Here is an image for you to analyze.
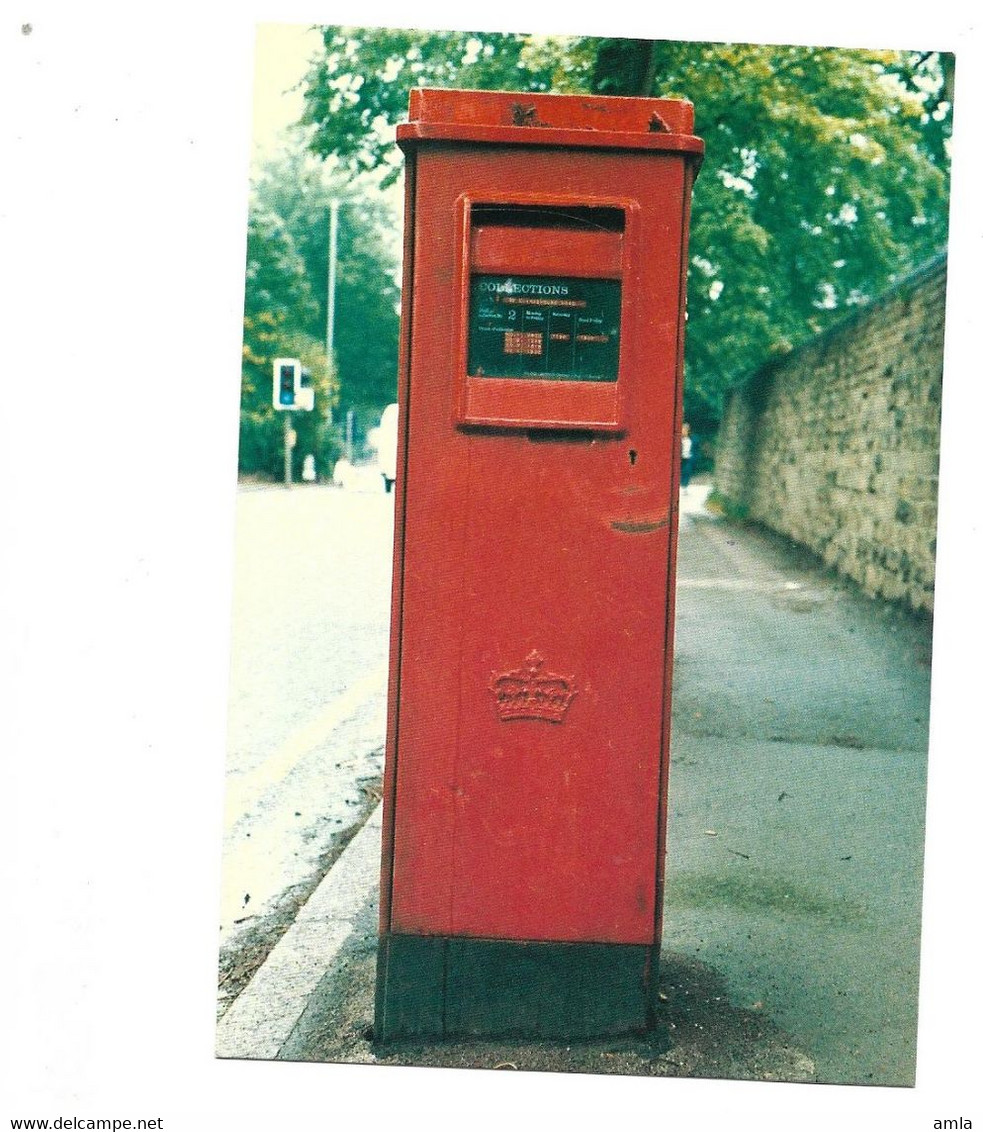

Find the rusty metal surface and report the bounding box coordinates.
[397,87,704,160]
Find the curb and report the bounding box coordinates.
[215,803,382,1060]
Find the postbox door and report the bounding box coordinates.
[387,143,688,947]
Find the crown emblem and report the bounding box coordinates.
[489,650,577,723]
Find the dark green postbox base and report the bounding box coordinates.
[374,933,659,1043]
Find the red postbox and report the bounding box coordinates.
[376,88,703,1040]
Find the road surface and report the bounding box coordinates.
[218,475,394,1012]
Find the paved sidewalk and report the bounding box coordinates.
[216,806,383,1060]
[216,486,932,1085]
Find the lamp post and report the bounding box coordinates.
[325,198,339,425]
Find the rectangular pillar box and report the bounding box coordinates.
[376,88,703,1041]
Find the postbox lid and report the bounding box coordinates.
[397,88,704,160]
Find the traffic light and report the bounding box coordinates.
[273,358,300,410]
[274,358,314,410]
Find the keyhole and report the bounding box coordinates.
[628,449,637,466]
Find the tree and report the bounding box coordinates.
[301,29,558,185]
[239,144,402,477]
[591,39,951,427]
[300,29,951,432]
[240,198,327,477]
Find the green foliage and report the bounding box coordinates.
[299,29,951,434]
[603,40,952,427]
[302,29,558,183]
[239,144,401,477]
[240,201,321,477]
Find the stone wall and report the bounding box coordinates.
[713,256,946,613]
